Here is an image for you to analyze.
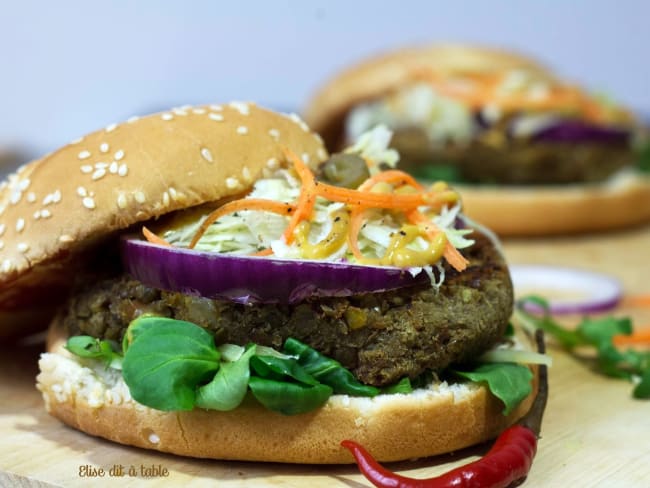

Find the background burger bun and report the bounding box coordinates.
[0,103,327,340]
[39,317,538,463]
[303,43,555,148]
[302,44,650,236]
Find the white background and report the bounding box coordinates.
[1,0,648,157]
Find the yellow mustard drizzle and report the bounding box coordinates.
[295,209,350,259]
[355,224,447,267]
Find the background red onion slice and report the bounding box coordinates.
[530,119,630,144]
[121,237,430,305]
[510,264,622,315]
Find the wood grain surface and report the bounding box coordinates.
[1,224,650,487]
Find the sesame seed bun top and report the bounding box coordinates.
[0,103,327,338]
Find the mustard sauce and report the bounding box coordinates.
[295,209,350,259]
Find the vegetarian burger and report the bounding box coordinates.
[0,103,540,463]
[304,44,650,235]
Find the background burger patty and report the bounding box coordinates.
[64,232,512,386]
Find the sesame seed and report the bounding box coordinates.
[109,162,118,174]
[0,224,4,236]
[134,191,146,204]
[10,191,21,205]
[78,150,91,160]
[17,243,29,253]
[208,113,224,122]
[94,162,108,169]
[105,123,118,132]
[169,187,178,200]
[229,101,250,115]
[82,197,95,209]
[59,235,74,243]
[268,129,280,140]
[114,150,125,161]
[201,147,213,163]
[127,115,140,123]
[117,193,127,209]
[225,177,240,189]
[99,143,109,153]
[92,168,106,180]
[77,187,88,197]
[236,126,248,135]
[173,108,188,116]
[80,165,93,174]
[242,166,251,181]
[16,218,25,232]
[18,179,30,191]
[161,113,174,121]
[70,137,84,144]
[266,157,279,169]
[53,190,61,202]
[210,104,223,111]
[33,210,41,220]
[41,209,52,219]
[162,191,170,207]
[118,164,128,177]
[317,148,328,160]
[302,153,310,164]
[148,433,160,444]
[192,108,206,114]
[2,259,13,273]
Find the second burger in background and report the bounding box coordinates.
[304,44,650,235]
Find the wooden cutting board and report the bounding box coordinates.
[1,225,650,487]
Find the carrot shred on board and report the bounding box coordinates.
[142,226,172,247]
[189,198,295,249]
[613,327,650,346]
[622,295,650,308]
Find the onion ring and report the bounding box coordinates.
[510,264,622,315]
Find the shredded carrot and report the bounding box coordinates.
[251,248,274,257]
[357,169,425,192]
[281,148,319,244]
[189,198,294,249]
[142,226,171,246]
[622,295,650,308]
[613,327,650,347]
[347,207,369,260]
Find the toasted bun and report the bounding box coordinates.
[303,43,553,146]
[459,171,650,236]
[0,104,327,337]
[38,316,537,464]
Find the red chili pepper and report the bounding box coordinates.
[342,331,549,488]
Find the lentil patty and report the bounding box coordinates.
[64,231,512,387]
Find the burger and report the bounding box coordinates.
[303,44,650,235]
[0,103,542,463]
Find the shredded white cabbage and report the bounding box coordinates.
[162,127,475,288]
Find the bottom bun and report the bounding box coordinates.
[458,171,650,236]
[37,317,537,464]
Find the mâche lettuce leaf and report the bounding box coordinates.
[66,316,538,415]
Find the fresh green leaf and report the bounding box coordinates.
[66,336,121,367]
[250,355,319,386]
[122,314,175,353]
[283,338,380,397]
[122,319,220,411]
[454,363,533,415]
[196,345,257,411]
[248,377,332,415]
[515,296,650,400]
[382,377,413,395]
[633,369,650,398]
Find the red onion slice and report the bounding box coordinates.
[510,264,622,315]
[120,237,429,304]
[530,119,630,144]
